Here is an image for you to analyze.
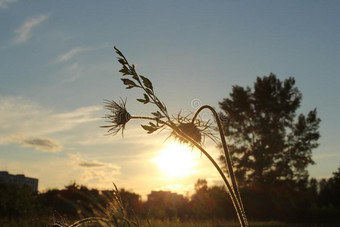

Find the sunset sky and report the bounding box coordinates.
[1,0,339,198]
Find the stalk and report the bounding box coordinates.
[130,115,247,227]
[191,105,248,226]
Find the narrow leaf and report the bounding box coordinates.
[114,46,124,57]
[152,111,163,119]
[137,98,146,104]
[140,75,153,90]
[121,78,137,87]
[141,124,156,134]
[143,94,150,103]
[119,66,131,76]
[118,58,126,65]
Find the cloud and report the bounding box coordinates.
[14,14,49,43]
[60,63,82,83]
[0,0,17,9]
[7,135,62,152]
[69,153,121,188]
[22,137,62,152]
[55,47,90,63]
[54,43,109,63]
[0,96,102,150]
[79,161,105,168]
[314,153,340,159]
[70,153,120,171]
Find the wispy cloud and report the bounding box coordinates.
[55,47,89,63]
[13,14,49,43]
[7,135,62,152]
[22,137,62,152]
[0,96,102,150]
[79,161,105,168]
[69,153,121,188]
[60,63,83,83]
[313,153,340,159]
[0,0,17,9]
[54,43,109,63]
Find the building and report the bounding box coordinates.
[0,171,38,192]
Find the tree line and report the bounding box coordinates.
[0,171,340,224]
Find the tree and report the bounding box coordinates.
[318,166,340,209]
[219,73,320,186]
[190,179,234,220]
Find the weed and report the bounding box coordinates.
[100,47,248,226]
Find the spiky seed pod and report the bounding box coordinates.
[175,122,202,144]
[102,98,131,136]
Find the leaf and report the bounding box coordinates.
[114,46,124,57]
[121,78,137,87]
[152,111,163,119]
[145,88,153,95]
[119,66,131,76]
[118,58,126,65]
[155,100,165,111]
[136,98,145,103]
[140,75,153,90]
[137,94,150,104]
[143,94,150,102]
[141,124,157,134]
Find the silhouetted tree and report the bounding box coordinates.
[0,183,39,217]
[318,166,340,208]
[39,183,104,218]
[145,190,188,220]
[219,73,321,186]
[189,179,233,220]
[118,189,143,217]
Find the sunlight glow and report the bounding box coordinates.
[153,142,199,178]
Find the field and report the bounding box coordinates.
[1,218,339,227]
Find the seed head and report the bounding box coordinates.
[171,121,202,146]
[102,98,131,136]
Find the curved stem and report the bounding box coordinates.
[192,105,247,226]
[171,126,246,227]
[69,217,111,227]
[131,114,247,226]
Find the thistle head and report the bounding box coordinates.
[102,98,131,136]
[176,122,202,144]
[170,112,218,146]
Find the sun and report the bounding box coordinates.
[153,142,199,178]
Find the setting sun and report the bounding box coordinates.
[153,142,199,178]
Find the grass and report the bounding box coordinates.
[1,217,336,227]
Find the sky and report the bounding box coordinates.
[0,0,339,198]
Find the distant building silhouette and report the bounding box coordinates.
[0,171,38,192]
[146,190,188,219]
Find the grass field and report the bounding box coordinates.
[1,218,338,227]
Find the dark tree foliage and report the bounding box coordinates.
[219,73,321,186]
[39,183,108,218]
[0,183,39,217]
[118,188,143,217]
[321,166,340,208]
[189,179,234,220]
[144,190,189,220]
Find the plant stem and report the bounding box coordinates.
[172,126,247,227]
[131,116,244,226]
[192,105,248,226]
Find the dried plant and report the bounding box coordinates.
[101,47,248,226]
[51,183,148,227]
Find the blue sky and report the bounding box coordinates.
[0,0,339,197]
